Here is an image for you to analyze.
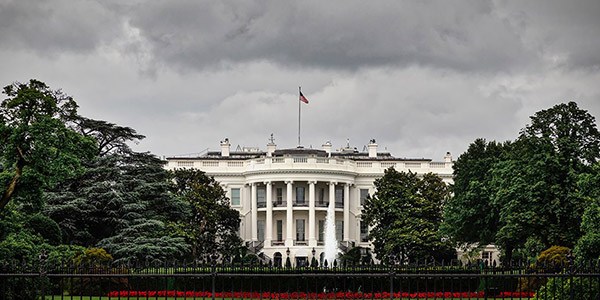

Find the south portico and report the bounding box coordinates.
[242,174,358,264]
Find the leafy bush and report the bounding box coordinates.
[0,230,42,262]
[25,213,62,245]
[517,246,571,292]
[68,248,129,295]
[536,246,570,271]
[0,230,47,300]
[73,247,113,267]
[533,277,599,300]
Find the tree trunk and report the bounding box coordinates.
[0,158,24,211]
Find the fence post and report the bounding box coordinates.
[567,251,574,300]
[388,256,395,300]
[211,253,218,300]
[38,250,48,300]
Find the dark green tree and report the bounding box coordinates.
[494,102,599,258]
[96,152,189,262]
[45,120,188,261]
[444,102,600,261]
[0,79,96,211]
[442,139,507,247]
[574,163,600,260]
[362,168,451,263]
[574,199,600,260]
[170,168,242,259]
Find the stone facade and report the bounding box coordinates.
[166,138,454,266]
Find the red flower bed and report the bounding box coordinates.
[108,290,535,298]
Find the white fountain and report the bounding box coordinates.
[323,200,338,267]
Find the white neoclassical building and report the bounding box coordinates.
[165,138,454,266]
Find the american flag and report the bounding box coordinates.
[299,91,309,104]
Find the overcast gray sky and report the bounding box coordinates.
[1,0,600,160]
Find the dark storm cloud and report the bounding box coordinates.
[2,1,598,73]
[499,0,600,70]
[127,0,537,73]
[1,0,599,159]
[0,0,121,55]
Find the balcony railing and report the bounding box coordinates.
[189,157,453,173]
[293,201,308,207]
[294,240,308,246]
[335,201,343,208]
[272,200,286,207]
[315,202,328,207]
[257,201,266,208]
[271,240,285,246]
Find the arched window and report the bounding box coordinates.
[273,252,283,268]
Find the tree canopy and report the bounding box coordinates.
[362,168,452,263]
[170,168,243,260]
[444,101,600,261]
[0,79,237,265]
[442,138,507,247]
[0,79,96,211]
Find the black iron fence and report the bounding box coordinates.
[1,256,599,299]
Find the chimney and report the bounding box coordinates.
[322,141,332,157]
[368,139,378,158]
[444,152,452,163]
[220,138,231,157]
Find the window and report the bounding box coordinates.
[335,187,344,206]
[336,220,343,241]
[276,220,283,241]
[482,251,491,260]
[318,188,325,205]
[318,220,325,241]
[360,221,369,242]
[276,188,283,204]
[296,219,306,241]
[231,188,241,206]
[257,187,266,207]
[296,187,305,204]
[257,220,265,241]
[359,189,369,206]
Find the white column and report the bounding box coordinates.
[308,181,316,247]
[251,183,258,241]
[343,183,350,241]
[286,180,294,247]
[265,181,273,246]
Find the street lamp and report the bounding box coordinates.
[285,247,291,268]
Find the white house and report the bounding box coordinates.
[165,138,454,266]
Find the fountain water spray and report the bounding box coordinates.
[323,200,338,266]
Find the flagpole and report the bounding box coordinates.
[298,86,301,147]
